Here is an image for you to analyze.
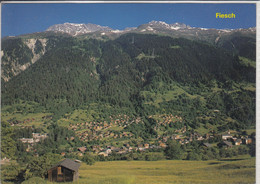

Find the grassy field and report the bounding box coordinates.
[70,155,255,184]
[1,156,255,184]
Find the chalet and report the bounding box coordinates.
[218,141,233,148]
[48,159,80,182]
[32,133,48,140]
[1,157,10,164]
[138,144,143,148]
[159,142,167,148]
[128,147,133,151]
[103,148,112,155]
[26,145,32,152]
[174,135,181,140]
[204,133,210,140]
[242,138,252,145]
[124,143,130,148]
[162,136,168,142]
[138,147,145,151]
[234,139,242,146]
[78,147,87,153]
[108,146,117,151]
[118,150,127,154]
[222,134,233,140]
[112,147,120,152]
[184,139,190,144]
[144,144,149,149]
[120,146,128,151]
[77,152,83,157]
[20,138,34,144]
[197,136,204,141]
[98,152,108,157]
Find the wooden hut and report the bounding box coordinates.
[48,158,80,182]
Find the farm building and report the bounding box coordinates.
[48,158,80,182]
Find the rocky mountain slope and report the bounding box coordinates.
[1,21,255,82]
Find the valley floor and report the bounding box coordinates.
[73,155,255,184]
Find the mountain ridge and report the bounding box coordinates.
[1,21,256,83]
[45,21,256,36]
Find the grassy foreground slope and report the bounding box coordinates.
[2,156,255,184]
[73,155,255,184]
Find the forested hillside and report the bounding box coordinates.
[2,33,255,123]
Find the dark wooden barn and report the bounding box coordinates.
[48,158,80,182]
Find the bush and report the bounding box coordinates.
[145,152,165,161]
[82,153,96,165]
[1,163,24,182]
[186,151,201,160]
[164,141,183,160]
[21,177,46,184]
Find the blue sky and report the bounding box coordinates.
[2,3,256,37]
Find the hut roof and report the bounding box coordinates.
[49,158,80,172]
[202,143,212,148]
[223,141,233,147]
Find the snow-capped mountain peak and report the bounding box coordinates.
[147,21,190,30]
[45,21,255,37]
[149,20,169,26]
[46,23,113,36]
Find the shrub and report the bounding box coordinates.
[186,151,201,160]
[21,177,46,184]
[164,141,183,160]
[82,153,96,165]
[145,152,165,161]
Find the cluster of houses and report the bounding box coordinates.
[19,133,48,144]
[19,133,49,152]
[150,114,183,127]
[157,131,209,145]
[68,114,186,143]
[14,112,254,159]
[68,115,143,142]
[8,118,36,126]
[7,115,53,126]
[74,143,165,157]
[78,129,135,142]
[70,129,253,157]
[220,132,253,148]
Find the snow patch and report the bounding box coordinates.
[111,30,122,33]
[220,29,231,33]
[146,26,154,31]
[170,26,180,30]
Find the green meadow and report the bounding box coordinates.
[66,155,255,184]
[10,155,254,184]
